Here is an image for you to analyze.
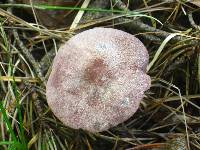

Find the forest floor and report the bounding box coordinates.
[0,0,200,150]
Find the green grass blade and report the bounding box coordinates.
[10,63,27,150]
[0,3,162,24]
[0,141,14,145]
[0,102,17,142]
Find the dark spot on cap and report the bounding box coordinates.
[51,66,62,88]
[84,58,112,86]
[66,88,80,96]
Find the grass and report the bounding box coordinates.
[0,0,200,149]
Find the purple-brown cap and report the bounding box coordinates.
[46,28,151,132]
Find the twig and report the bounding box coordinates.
[126,143,167,150]
[13,29,46,85]
[112,0,128,10]
[113,1,200,46]
[188,11,200,30]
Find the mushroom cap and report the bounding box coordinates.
[46,28,151,132]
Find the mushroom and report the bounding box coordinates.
[46,28,151,132]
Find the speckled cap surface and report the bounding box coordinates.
[46,28,151,132]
